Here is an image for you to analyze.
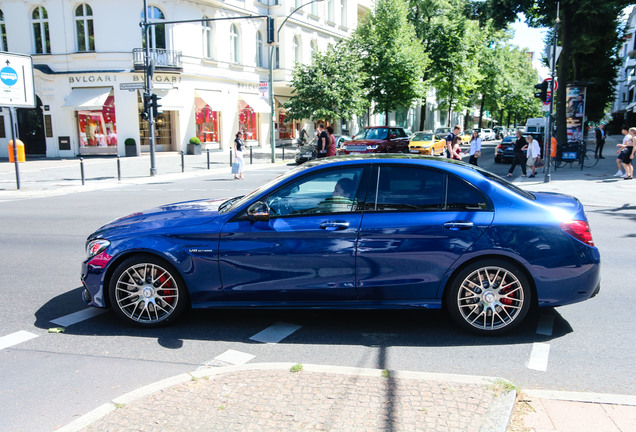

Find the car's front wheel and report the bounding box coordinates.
[108,254,189,327]
[446,259,532,335]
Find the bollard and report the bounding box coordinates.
[229,148,233,167]
[250,146,253,164]
[117,155,121,181]
[207,149,210,170]
[282,145,285,160]
[80,157,85,185]
[181,151,185,172]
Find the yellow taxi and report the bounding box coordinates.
[460,131,472,144]
[408,132,446,155]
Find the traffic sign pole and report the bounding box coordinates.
[9,107,20,189]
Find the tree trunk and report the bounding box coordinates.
[478,96,485,128]
[420,104,426,131]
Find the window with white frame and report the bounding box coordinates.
[256,31,264,67]
[230,24,240,63]
[32,6,51,54]
[311,2,318,15]
[340,0,347,26]
[310,40,318,64]
[202,17,213,58]
[75,4,94,52]
[293,36,301,64]
[328,0,334,22]
[142,6,166,49]
[0,10,7,52]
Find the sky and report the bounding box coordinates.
[510,15,550,78]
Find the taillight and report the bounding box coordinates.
[561,220,594,246]
[496,144,504,149]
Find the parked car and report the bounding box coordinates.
[340,127,409,154]
[408,132,446,155]
[459,131,472,144]
[481,129,496,141]
[495,135,516,163]
[295,135,352,163]
[334,135,352,154]
[435,127,452,136]
[82,155,600,335]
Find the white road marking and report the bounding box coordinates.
[536,314,555,336]
[527,342,551,371]
[249,322,302,344]
[214,349,256,365]
[0,331,38,350]
[50,308,107,327]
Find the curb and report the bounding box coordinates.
[56,363,516,432]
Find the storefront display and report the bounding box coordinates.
[195,97,219,143]
[77,94,117,149]
[238,99,258,141]
[278,107,294,140]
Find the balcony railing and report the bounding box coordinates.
[133,48,183,72]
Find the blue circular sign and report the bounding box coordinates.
[1,67,18,86]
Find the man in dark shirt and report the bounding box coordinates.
[445,125,462,158]
[507,130,528,177]
[595,124,605,159]
[316,123,329,158]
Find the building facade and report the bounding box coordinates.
[0,0,374,158]
[611,7,636,129]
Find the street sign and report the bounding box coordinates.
[0,52,35,108]
[119,82,145,90]
[543,77,558,106]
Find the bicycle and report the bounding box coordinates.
[551,140,598,170]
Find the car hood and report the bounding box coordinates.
[296,144,315,153]
[410,140,435,145]
[90,198,226,239]
[533,192,587,221]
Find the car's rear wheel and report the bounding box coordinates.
[108,255,188,327]
[446,259,531,335]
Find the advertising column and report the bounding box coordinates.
[566,85,586,141]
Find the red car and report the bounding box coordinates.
[340,126,410,154]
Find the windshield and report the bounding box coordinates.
[219,165,305,213]
[353,128,388,140]
[412,133,434,141]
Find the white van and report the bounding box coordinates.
[525,118,546,134]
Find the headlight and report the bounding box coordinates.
[86,239,110,259]
[366,145,379,150]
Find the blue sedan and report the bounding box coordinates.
[81,156,600,335]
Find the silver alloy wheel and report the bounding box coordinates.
[455,265,525,331]
[113,262,179,324]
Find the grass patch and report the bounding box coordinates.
[382,369,390,378]
[290,363,303,373]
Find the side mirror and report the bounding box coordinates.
[247,201,270,222]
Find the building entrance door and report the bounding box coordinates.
[17,97,46,155]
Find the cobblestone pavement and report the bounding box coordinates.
[64,364,514,432]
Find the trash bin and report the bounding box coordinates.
[8,140,26,162]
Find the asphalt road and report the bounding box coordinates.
[1,145,634,431]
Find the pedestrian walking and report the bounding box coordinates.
[614,126,631,177]
[326,126,337,157]
[445,125,462,158]
[233,130,245,180]
[450,135,463,160]
[594,124,606,159]
[507,130,528,177]
[316,124,329,158]
[617,127,635,180]
[468,130,482,166]
[525,134,541,178]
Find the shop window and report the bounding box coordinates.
[0,10,8,52]
[75,4,95,52]
[195,98,219,142]
[32,6,51,54]
[78,95,117,147]
[238,100,258,141]
[278,107,294,140]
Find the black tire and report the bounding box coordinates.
[445,259,532,335]
[108,254,189,327]
[582,149,599,168]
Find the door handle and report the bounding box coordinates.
[443,221,474,230]
[320,221,350,231]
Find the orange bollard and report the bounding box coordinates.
[8,139,26,163]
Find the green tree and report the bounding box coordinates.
[283,41,368,123]
[351,0,428,124]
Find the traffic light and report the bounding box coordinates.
[151,93,162,118]
[267,17,275,44]
[534,80,549,102]
[141,92,152,120]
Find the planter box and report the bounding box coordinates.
[125,144,138,157]
[187,143,202,155]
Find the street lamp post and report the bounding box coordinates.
[268,0,325,163]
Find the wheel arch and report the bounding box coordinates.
[440,253,538,311]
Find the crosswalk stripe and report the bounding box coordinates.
[214,349,256,365]
[527,342,551,371]
[50,308,107,327]
[0,331,38,350]
[249,322,301,344]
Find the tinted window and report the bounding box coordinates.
[266,168,365,216]
[446,175,490,210]
[367,166,444,211]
